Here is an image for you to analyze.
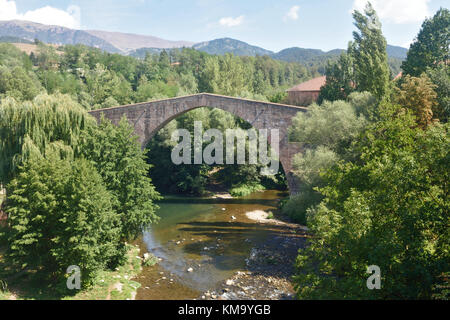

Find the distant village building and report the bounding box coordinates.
[286,76,326,106]
[394,72,403,81]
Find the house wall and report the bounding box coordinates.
[287,91,320,106]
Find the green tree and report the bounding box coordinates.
[289,100,366,156]
[294,104,449,299]
[349,2,390,99]
[78,116,161,240]
[0,66,42,101]
[402,8,450,77]
[426,64,450,123]
[0,93,94,186]
[4,154,120,288]
[319,52,354,103]
[283,146,339,224]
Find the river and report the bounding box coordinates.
[134,190,300,300]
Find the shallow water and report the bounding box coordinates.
[135,190,288,300]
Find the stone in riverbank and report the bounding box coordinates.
[199,224,309,300]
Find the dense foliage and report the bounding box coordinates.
[78,117,161,241]
[0,41,313,109]
[0,95,160,289]
[6,155,120,288]
[294,105,449,299]
[319,3,391,102]
[401,8,449,77]
[286,4,449,300]
[147,107,285,196]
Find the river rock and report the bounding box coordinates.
[187,267,194,273]
[226,280,234,286]
[231,216,236,220]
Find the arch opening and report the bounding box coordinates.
[144,106,289,197]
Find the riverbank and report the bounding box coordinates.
[0,244,143,300]
[198,209,310,300]
[132,190,308,300]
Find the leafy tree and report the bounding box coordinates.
[0,93,94,186]
[402,8,450,77]
[78,116,161,240]
[294,104,449,299]
[283,147,339,224]
[349,2,390,99]
[0,66,42,101]
[426,64,450,123]
[395,74,437,129]
[319,52,354,103]
[289,100,366,156]
[347,91,378,119]
[4,154,120,288]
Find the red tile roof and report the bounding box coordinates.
[287,76,327,92]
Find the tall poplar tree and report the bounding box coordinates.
[349,2,390,100]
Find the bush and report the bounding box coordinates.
[282,189,323,225]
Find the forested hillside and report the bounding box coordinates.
[0,41,314,110]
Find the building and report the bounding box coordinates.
[286,76,326,106]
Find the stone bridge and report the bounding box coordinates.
[88,93,306,194]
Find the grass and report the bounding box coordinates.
[0,243,143,300]
[229,183,265,197]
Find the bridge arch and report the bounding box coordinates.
[88,93,305,194]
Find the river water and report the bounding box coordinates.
[135,190,288,300]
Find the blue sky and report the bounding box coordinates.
[2,0,448,52]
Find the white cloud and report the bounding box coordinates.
[352,0,431,24]
[219,15,245,27]
[0,0,81,29]
[284,5,300,21]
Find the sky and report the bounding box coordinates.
[0,0,448,52]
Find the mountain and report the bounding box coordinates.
[85,30,193,53]
[128,47,175,59]
[0,20,192,54]
[386,44,408,60]
[193,38,273,56]
[0,20,408,67]
[0,20,121,53]
[271,47,345,64]
[0,36,33,44]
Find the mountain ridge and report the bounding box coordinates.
[0,20,408,67]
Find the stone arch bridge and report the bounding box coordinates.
[88,93,306,194]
